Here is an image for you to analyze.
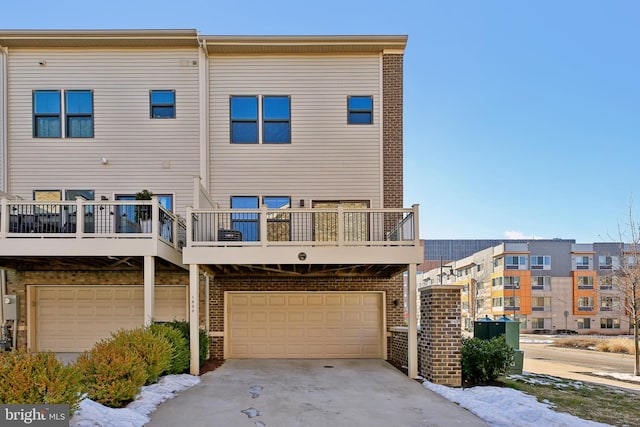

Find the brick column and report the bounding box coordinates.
[419,284,463,386]
[382,53,403,209]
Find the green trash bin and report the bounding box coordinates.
[510,350,524,374]
[473,315,523,374]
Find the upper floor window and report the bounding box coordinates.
[34,90,94,138]
[577,276,594,289]
[506,255,527,270]
[530,255,551,270]
[577,296,594,311]
[598,255,618,270]
[150,90,176,119]
[599,275,616,290]
[347,96,373,124]
[531,276,551,290]
[33,90,61,137]
[531,297,551,311]
[503,276,520,289]
[575,256,590,270]
[230,95,291,144]
[65,90,94,138]
[263,96,290,143]
[600,296,618,311]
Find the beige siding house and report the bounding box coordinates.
[0,30,421,376]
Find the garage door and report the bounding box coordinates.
[226,292,384,358]
[35,286,187,352]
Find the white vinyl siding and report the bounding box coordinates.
[209,55,382,207]
[0,50,5,192]
[7,49,200,215]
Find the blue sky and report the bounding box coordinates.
[2,0,639,243]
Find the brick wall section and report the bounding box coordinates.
[208,274,404,360]
[5,269,189,349]
[389,326,408,368]
[383,53,404,209]
[419,285,463,386]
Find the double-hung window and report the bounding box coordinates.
[66,90,94,137]
[33,90,93,138]
[347,96,373,124]
[263,96,290,143]
[150,90,176,119]
[33,90,61,137]
[230,95,290,144]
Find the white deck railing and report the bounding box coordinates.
[187,204,419,248]
[0,198,186,251]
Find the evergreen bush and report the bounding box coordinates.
[149,323,190,374]
[76,339,146,407]
[164,320,211,365]
[110,327,172,385]
[0,349,83,414]
[461,335,514,385]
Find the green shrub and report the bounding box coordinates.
[76,339,146,407]
[461,336,514,385]
[111,327,172,385]
[164,320,211,365]
[149,323,190,374]
[0,350,83,414]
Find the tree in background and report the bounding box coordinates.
[616,202,640,376]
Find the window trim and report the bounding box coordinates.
[230,95,291,144]
[262,95,291,144]
[347,95,373,125]
[65,90,94,138]
[33,90,62,138]
[150,89,176,119]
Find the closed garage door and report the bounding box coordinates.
[226,292,384,358]
[35,286,187,352]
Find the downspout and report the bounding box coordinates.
[196,34,210,193]
[0,45,8,194]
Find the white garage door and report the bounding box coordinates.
[226,292,384,358]
[35,286,187,352]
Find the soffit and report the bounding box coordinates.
[0,29,199,48]
[203,35,408,55]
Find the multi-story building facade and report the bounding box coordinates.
[421,240,631,334]
[0,30,422,375]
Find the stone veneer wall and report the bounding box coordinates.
[208,275,404,360]
[419,285,462,386]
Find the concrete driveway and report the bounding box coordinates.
[147,359,487,427]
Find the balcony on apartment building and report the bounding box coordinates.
[183,204,422,275]
[0,198,186,269]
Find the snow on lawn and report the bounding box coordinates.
[70,374,200,427]
[593,372,640,383]
[422,376,611,427]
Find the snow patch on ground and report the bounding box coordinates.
[422,380,611,427]
[593,372,640,383]
[70,374,200,427]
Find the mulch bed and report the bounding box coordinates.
[199,358,225,375]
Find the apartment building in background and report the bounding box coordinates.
[421,240,631,334]
[0,30,422,374]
